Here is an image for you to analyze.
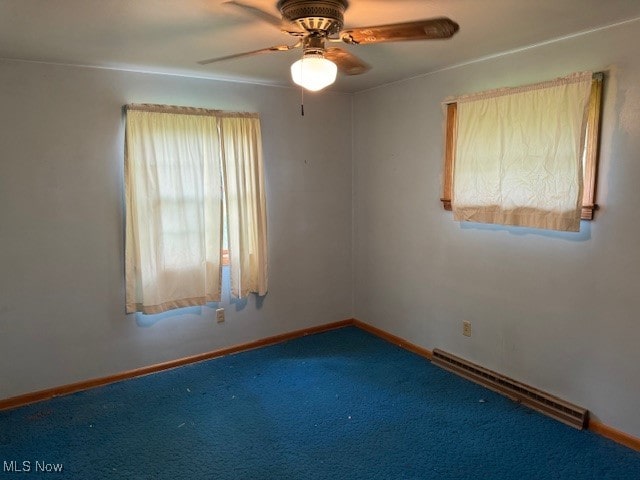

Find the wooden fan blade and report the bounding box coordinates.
[198,43,299,65]
[340,17,459,45]
[324,48,371,76]
[223,1,304,34]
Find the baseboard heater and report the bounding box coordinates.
[431,349,588,430]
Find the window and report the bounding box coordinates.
[441,72,603,231]
[124,104,268,314]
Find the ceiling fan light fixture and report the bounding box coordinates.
[291,54,337,91]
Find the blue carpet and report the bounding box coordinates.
[1,326,640,479]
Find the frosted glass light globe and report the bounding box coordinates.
[291,55,338,92]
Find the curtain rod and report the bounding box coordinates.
[124,103,259,119]
[443,71,604,106]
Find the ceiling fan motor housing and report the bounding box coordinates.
[277,0,349,35]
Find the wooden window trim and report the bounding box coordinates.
[441,73,604,221]
[441,102,457,212]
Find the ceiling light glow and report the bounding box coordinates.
[291,54,337,91]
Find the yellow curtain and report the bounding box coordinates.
[219,116,268,298]
[125,107,267,314]
[452,72,593,231]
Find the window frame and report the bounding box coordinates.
[441,73,604,221]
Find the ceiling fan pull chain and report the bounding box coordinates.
[300,51,305,117]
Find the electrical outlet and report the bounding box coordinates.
[216,308,225,323]
[463,320,472,337]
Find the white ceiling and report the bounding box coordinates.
[1,0,640,93]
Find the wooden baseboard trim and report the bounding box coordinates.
[0,318,355,412]
[352,319,433,359]
[589,420,640,452]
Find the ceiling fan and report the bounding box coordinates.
[199,0,459,91]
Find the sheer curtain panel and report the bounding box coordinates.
[219,116,268,298]
[452,72,593,231]
[125,105,267,314]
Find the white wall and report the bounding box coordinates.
[0,61,353,399]
[353,20,640,437]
